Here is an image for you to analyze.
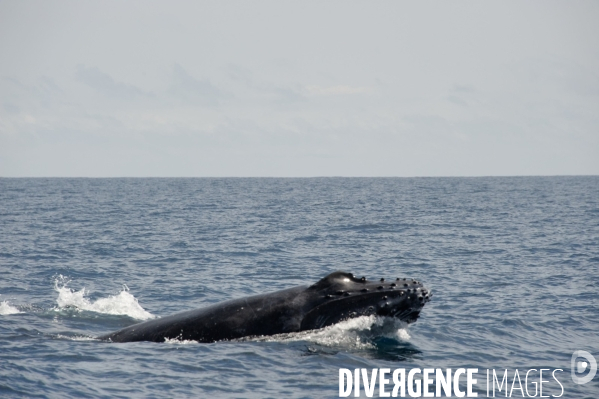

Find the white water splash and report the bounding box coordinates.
[54,276,155,320]
[0,300,21,315]
[164,337,199,345]
[55,334,99,341]
[246,316,411,349]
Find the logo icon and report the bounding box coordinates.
[571,350,597,384]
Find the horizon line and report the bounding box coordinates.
[1,174,598,179]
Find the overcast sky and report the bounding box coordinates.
[1,1,598,177]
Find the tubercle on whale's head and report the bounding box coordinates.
[309,270,432,303]
[302,270,432,328]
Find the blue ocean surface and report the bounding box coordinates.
[0,177,597,398]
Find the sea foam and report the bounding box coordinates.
[0,300,21,315]
[244,315,410,349]
[54,276,155,320]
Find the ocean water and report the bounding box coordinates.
[0,177,597,398]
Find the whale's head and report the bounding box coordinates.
[300,270,431,330]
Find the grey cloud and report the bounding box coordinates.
[447,95,468,106]
[543,59,599,97]
[169,63,225,106]
[452,85,476,93]
[272,87,305,105]
[3,76,60,97]
[38,76,63,95]
[3,102,20,114]
[76,65,150,99]
[223,64,305,105]
[225,64,254,86]
[2,75,64,110]
[4,76,28,90]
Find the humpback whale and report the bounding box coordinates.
[98,271,431,343]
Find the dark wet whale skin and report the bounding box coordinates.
[98,271,431,343]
